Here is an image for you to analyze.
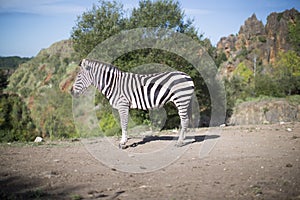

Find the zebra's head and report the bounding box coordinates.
[70,59,93,97]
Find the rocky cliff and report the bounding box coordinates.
[217,8,299,78]
[229,98,300,125]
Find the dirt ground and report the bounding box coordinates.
[1,122,300,200]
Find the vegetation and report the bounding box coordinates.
[0,56,31,92]
[288,13,300,54]
[0,94,37,142]
[71,0,126,58]
[0,56,35,142]
[5,40,78,141]
[0,56,31,69]
[225,50,300,115]
[273,50,300,95]
[71,0,204,58]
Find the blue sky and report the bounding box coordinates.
[0,0,299,57]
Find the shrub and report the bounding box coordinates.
[0,94,38,142]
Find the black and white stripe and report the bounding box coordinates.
[71,59,195,147]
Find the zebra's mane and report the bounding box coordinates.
[83,58,120,72]
[82,58,175,77]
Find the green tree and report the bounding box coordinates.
[127,0,197,37]
[224,76,241,117]
[233,62,254,84]
[232,62,255,97]
[274,50,300,95]
[288,14,300,54]
[0,94,37,142]
[214,51,227,68]
[254,74,284,97]
[71,0,126,58]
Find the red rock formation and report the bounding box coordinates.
[217,9,299,79]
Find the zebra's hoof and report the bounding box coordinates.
[175,141,185,147]
[119,143,127,149]
[176,138,195,147]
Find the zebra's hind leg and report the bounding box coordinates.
[177,115,189,147]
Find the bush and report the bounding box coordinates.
[0,94,38,142]
[99,112,119,136]
[258,36,267,43]
[254,74,285,97]
[286,95,300,105]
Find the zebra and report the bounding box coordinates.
[71,59,195,148]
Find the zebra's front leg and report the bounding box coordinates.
[118,106,129,149]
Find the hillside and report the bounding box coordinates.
[5,40,80,139]
[0,56,31,92]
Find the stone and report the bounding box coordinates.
[229,99,299,125]
[34,136,43,143]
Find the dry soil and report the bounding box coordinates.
[1,122,300,200]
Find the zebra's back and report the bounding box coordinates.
[114,71,194,110]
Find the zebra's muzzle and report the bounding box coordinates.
[70,87,80,98]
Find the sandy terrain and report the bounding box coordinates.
[1,122,299,200]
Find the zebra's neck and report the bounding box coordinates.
[92,62,121,99]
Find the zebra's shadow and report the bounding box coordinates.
[124,134,220,149]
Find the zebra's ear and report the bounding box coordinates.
[79,59,91,71]
[79,59,85,67]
